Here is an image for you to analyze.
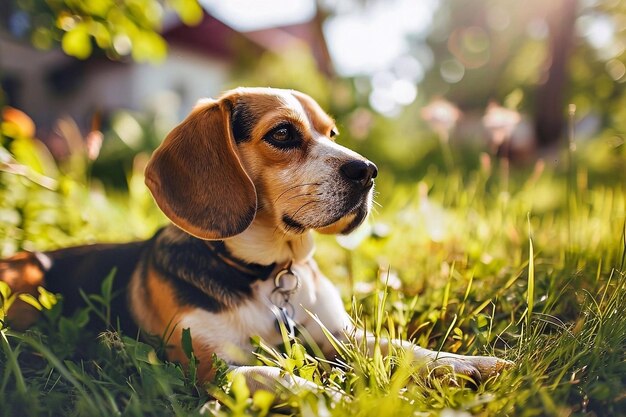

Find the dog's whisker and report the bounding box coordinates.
[285,192,315,202]
[272,199,320,236]
[276,199,321,236]
[274,182,321,204]
[290,200,319,220]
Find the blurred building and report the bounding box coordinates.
[0,10,331,137]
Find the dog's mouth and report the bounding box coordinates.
[281,186,372,235]
[315,199,370,235]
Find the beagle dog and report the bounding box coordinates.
[0,87,510,394]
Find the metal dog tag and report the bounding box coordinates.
[273,306,297,339]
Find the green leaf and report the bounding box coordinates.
[37,286,57,310]
[18,294,42,311]
[298,363,317,381]
[187,351,197,382]
[131,31,167,63]
[11,136,45,173]
[0,281,16,316]
[31,27,54,50]
[134,341,157,363]
[0,281,12,301]
[476,313,489,329]
[58,317,80,346]
[101,268,116,302]
[161,362,185,385]
[292,342,306,368]
[212,354,231,386]
[252,390,274,417]
[83,0,114,17]
[73,307,90,328]
[91,21,112,48]
[181,327,193,359]
[283,357,296,373]
[230,372,251,403]
[43,296,64,322]
[62,24,93,59]
[169,0,203,26]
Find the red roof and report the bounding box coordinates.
[162,11,332,74]
[163,13,254,60]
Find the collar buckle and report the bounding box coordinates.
[273,262,300,296]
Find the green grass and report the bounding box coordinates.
[1,130,625,416]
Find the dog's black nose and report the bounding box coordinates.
[340,160,378,187]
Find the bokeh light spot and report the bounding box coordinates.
[440,59,465,83]
[606,59,626,81]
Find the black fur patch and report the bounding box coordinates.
[150,227,275,311]
[341,204,369,235]
[42,240,150,334]
[231,101,256,143]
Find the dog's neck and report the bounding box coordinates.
[224,219,315,266]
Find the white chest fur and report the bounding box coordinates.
[177,261,350,365]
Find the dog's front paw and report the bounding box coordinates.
[421,354,513,386]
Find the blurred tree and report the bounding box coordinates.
[534,0,577,147]
[420,0,626,146]
[0,0,203,62]
[230,44,332,108]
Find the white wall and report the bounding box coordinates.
[1,37,230,130]
[131,46,229,120]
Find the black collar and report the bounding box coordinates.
[150,226,289,312]
[205,240,278,280]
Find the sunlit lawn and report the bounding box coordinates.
[0,130,625,416]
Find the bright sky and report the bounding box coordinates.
[201,0,438,77]
[324,0,438,76]
[201,0,317,32]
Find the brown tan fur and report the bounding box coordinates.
[0,252,45,330]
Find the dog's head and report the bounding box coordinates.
[145,87,377,240]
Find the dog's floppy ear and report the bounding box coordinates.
[145,98,257,240]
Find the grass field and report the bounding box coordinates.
[0,129,625,416]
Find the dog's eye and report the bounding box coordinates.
[272,127,291,142]
[330,128,338,138]
[264,124,300,149]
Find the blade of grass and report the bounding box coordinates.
[527,213,535,334]
[436,314,458,360]
[0,331,26,394]
[441,261,453,320]
[10,332,97,410]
